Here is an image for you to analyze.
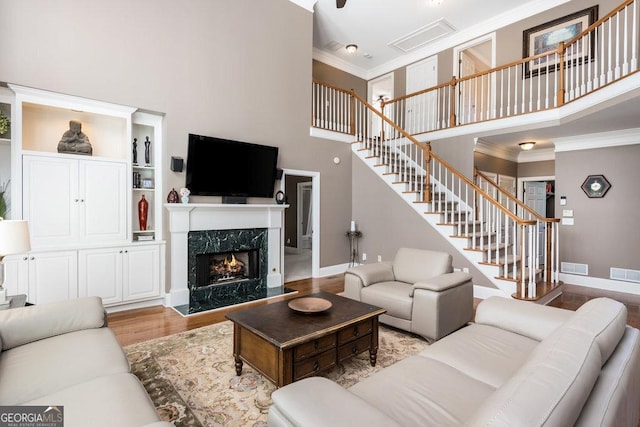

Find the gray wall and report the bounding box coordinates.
[518,160,555,177]
[313,60,367,99]
[555,144,640,279]
[0,0,353,288]
[475,152,518,177]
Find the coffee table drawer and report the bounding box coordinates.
[293,349,336,381]
[293,334,336,361]
[337,334,371,362]
[338,319,373,344]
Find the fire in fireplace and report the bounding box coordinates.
[196,249,259,287]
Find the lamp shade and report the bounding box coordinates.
[0,220,31,256]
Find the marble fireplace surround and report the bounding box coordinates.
[165,203,287,307]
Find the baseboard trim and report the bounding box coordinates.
[318,262,350,277]
[105,297,165,313]
[559,273,640,296]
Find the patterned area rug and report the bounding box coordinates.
[125,321,428,427]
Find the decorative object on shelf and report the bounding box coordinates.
[180,187,190,204]
[275,190,287,204]
[0,180,9,219]
[142,178,154,189]
[57,120,93,155]
[132,172,141,188]
[287,296,332,314]
[144,136,151,166]
[0,110,10,137]
[0,219,31,306]
[522,6,598,76]
[581,174,611,198]
[138,194,149,231]
[132,137,138,165]
[167,188,179,203]
[346,229,362,267]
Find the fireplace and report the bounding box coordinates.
[187,228,269,313]
[195,249,259,287]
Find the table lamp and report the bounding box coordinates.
[0,219,31,305]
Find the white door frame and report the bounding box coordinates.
[280,169,320,278]
[296,181,312,249]
[517,175,555,202]
[453,33,497,122]
[367,72,394,140]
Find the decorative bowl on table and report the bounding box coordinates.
[288,297,332,314]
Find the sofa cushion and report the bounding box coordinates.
[345,262,394,287]
[562,297,627,365]
[0,328,130,405]
[24,372,162,427]
[467,325,602,427]
[350,354,495,426]
[421,323,539,389]
[474,296,573,341]
[392,248,452,284]
[361,281,413,320]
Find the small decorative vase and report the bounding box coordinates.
[181,195,189,204]
[167,188,179,203]
[138,194,149,230]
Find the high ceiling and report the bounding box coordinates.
[312,0,570,80]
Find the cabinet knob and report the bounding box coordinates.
[23,256,28,261]
[74,199,79,202]
[119,250,123,253]
[313,361,320,372]
[353,326,360,336]
[124,250,128,253]
[80,199,85,203]
[30,256,35,260]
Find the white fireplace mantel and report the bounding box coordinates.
[165,203,288,306]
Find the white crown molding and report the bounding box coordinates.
[554,128,640,152]
[337,0,570,80]
[288,0,317,13]
[518,148,555,163]
[474,138,519,162]
[313,48,370,80]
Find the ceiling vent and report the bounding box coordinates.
[389,19,456,52]
[324,40,344,51]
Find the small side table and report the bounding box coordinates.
[346,231,362,267]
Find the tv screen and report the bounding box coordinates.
[185,134,279,198]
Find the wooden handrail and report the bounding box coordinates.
[475,169,560,224]
[429,150,536,226]
[564,0,634,48]
[312,78,353,95]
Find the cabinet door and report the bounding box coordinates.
[123,245,160,301]
[23,156,79,248]
[78,247,123,305]
[79,160,127,244]
[28,251,78,305]
[2,254,30,297]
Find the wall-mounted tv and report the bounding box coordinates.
[185,133,279,199]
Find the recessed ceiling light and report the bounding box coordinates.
[345,44,358,53]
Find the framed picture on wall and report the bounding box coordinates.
[523,5,598,76]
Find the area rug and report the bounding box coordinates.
[124,321,428,427]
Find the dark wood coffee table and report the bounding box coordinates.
[225,292,386,387]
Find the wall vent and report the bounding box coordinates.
[561,262,588,276]
[610,268,640,283]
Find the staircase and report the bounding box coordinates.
[350,118,557,299]
[311,0,640,300]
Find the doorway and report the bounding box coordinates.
[453,34,496,123]
[519,176,555,265]
[281,169,320,282]
[367,73,394,140]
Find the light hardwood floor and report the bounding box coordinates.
[108,277,640,347]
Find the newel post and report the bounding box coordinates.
[423,142,432,203]
[557,42,566,107]
[449,76,458,126]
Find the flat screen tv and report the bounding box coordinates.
[185,134,279,199]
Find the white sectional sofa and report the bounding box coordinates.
[0,297,171,427]
[268,296,640,427]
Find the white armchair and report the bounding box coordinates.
[344,248,473,342]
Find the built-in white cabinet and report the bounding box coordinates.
[5,84,166,309]
[23,155,127,248]
[4,250,78,305]
[78,244,160,306]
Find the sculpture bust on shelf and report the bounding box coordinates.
[57,120,92,155]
